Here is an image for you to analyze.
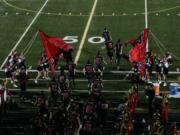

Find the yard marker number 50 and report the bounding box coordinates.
[63,36,105,44]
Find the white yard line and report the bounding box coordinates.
[3,0,180,17]
[9,88,170,94]
[0,0,49,69]
[0,69,180,74]
[0,78,178,83]
[74,0,98,64]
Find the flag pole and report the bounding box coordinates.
[145,0,149,52]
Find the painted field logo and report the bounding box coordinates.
[63,36,105,44]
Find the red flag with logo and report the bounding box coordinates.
[39,31,74,75]
[127,28,149,76]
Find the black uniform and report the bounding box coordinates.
[17,69,28,92]
[84,64,94,79]
[102,28,112,43]
[58,71,66,90]
[68,63,76,86]
[115,40,123,64]
[37,57,44,71]
[163,58,169,75]
[64,50,73,64]
[49,79,59,103]
[36,92,47,115]
[105,42,114,60]
[94,55,103,72]
[43,56,49,70]
[155,58,163,75]
[145,57,153,75]
[5,66,13,78]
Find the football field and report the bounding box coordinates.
[0,0,180,69]
[1,0,180,133]
[0,0,180,97]
[1,0,180,102]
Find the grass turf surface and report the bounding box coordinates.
[0,0,180,116]
[0,0,180,68]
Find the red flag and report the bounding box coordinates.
[128,29,149,76]
[39,31,74,75]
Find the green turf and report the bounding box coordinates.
[0,0,180,105]
[1,1,180,133]
[1,0,180,68]
[0,0,45,63]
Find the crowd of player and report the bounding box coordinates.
[0,28,179,135]
[145,50,172,86]
[112,86,138,135]
[2,28,173,90]
[32,62,109,135]
[3,51,27,88]
[102,28,173,86]
[102,28,123,70]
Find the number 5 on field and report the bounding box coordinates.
[63,36,79,44]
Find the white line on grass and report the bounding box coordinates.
[3,0,180,17]
[8,88,170,94]
[0,0,49,69]
[0,69,180,74]
[5,78,180,83]
[74,0,98,64]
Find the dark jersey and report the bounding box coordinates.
[64,51,73,63]
[92,79,102,89]
[145,58,152,69]
[106,42,114,54]
[83,121,93,132]
[37,57,44,71]
[85,104,94,114]
[115,42,123,55]
[102,31,111,42]
[43,56,49,69]
[155,59,163,73]
[68,63,76,76]
[5,65,13,78]
[37,96,46,107]
[163,58,169,75]
[49,81,59,93]
[61,90,70,100]
[166,54,172,64]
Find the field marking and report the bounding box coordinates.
[3,0,180,17]
[0,69,180,74]
[8,88,171,94]
[0,78,178,83]
[0,0,49,69]
[74,0,98,64]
